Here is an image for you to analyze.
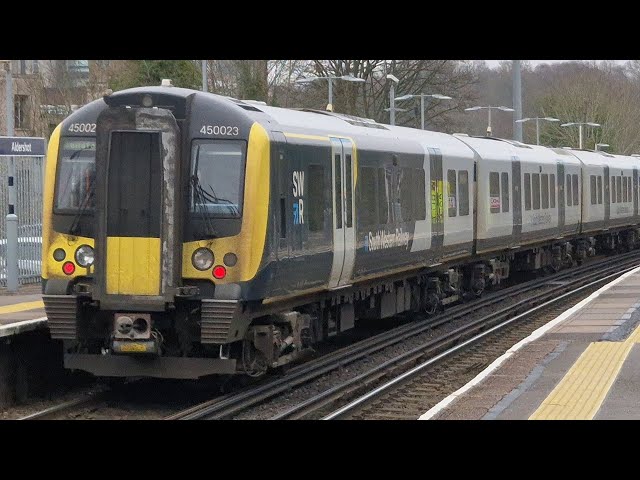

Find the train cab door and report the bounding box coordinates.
[328,137,356,288]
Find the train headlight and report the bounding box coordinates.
[192,248,214,271]
[75,245,94,267]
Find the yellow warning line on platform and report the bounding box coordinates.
[0,300,44,315]
[530,324,640,420]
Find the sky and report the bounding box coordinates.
[484,60,628,69]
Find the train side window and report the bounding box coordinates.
[550,174,556,208]
[280,198,286,238]
[611,177,616,204]
[458,170,469,216]
[447,169,457,217]
[345,154,353,227]
[567,175,573,207]
[415,170,427,220]
[616,176,622,203]
[400,168,413,222]
[524,173,531,211]
[378,168,389,224]
[572,174,579,205]
[590,175,597,205]
[359,167,378,227]
[541,173,549,209]
[490,172,500,213]
[308,164,325,232]
[597,175,603,204]
[501,172,509,213]
[627,177,632,203]
[334,154,342,228]
[532,173,541,210]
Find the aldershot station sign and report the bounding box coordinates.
[0,136,46,156]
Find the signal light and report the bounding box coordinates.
[53,248,66,261]
[62,262,76,275]
[212,265,226,279]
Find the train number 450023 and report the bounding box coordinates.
[199,125,239,136]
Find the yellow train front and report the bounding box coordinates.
[43,85,273,378]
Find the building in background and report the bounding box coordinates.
[1,60,109,139]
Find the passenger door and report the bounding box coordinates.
[328,137,356,288]
[511,156,522,243]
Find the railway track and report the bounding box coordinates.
[316,272,620,420]
[167,251,640,420]
[17,391,109,420]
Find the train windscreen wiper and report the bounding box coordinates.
[68,180,95,236]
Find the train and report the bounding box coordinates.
[41,82,640,379]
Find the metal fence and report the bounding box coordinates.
[0,156,44,287]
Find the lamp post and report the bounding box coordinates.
[385,74,400,125]
[201,60,207,92]
[395,93,453,130]
[464,105,515,137]
[560,122,601,149]
[515,117,560,145]
[595,143,610,152]
[295,74,365,112]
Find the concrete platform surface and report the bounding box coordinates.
[0,292,46,338]
[421,265,640,420]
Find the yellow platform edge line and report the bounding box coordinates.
[530,323,640,420]
[0,300,45,315]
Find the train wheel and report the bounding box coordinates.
[424,293,440,316]
[241,340,269,378]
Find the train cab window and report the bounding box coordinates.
[541,173,549,209]
[490,172,500,213]
[572,174,579,206]
[612,177,617,204]
[532,173,541,210]
[523,173,531,211]
[190,140,246,217]
[597,176,603,204]
[459,170,469,216]
[616,176,622,203]
[55,137,96,211]
[590,175,597,205]
[566,175,573,207]
[447,169,457,217]
[550,174,556,208]
[308,165,325,232]
[501,172,509,213]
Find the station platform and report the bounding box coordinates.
[421,265,640,420]
[0,286,46,339]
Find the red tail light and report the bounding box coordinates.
[212,265,226,279]
[62,261,76,275]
